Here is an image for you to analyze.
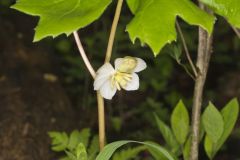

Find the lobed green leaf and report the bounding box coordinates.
[12,0,112,41]
[200,0,240,28]
[126,0,215,55]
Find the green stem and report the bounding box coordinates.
[97,0,124,151]
[105,0,124,63]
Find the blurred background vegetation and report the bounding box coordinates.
[0,0,240,159]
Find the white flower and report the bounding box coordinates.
[94,56,147,100]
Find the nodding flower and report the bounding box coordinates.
[94,56,147,100]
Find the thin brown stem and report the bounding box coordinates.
[73,31,96,78]
[176,21,198,77]
[105,0,124,63]
[232,26,240,38]
[189,3,213,160]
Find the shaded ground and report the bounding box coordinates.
[0,8,77,160]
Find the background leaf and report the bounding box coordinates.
[12,0,112,41]
[88,136,99,160]
[216,98,239,150]
[96,140,176,160]
[204,135,214,159]
[112,146,146,160]
[49,132,69,152]
[204,98,239,159]
[183,137,191,160]
[200,0,240,28]
[171,100,189,145]
[202,102,224,143]
[78,128,90,147]
[68,130,81,151]
[154,114,180,153]
[126,0,215,55]
[146,142,170,160]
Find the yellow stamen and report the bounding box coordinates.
[111,71,132,90]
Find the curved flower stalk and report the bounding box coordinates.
[94,56,147,99]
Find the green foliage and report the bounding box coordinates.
[49,132,69,151]
[183,137,191,160]
[202,102,224,143]
[96,141,176,160]
[126,0,215,55]
[112,146,146,160]
[171,100,189,145]
[49,128,99,160]
[65,143,88,160]
[11,0,112,41]
[200,0,240,28]
[154,114,179,154]
[154,100,191,159]
[146,142,173,160]
[203,99,239,159]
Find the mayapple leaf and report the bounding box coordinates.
[11,0,112,41]
[202,102,224,143]
[171,100,189,145]
[200,0,240,28]
[126,0,215,55]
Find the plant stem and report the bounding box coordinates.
[97,92,105,150]
[176,21,198,77]
[73,31,96,78]
[189,3,213,160]
[73,31,106,150]
[232,26,240,39]
[74,0,123,151]
[105,0,124,63]
[97,0,123,150]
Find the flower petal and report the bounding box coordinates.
[94,76,109,90]
[134,58,147,72]
[114,58,123,70]
[97,62,115,75]
[100,79,117,100]
[123,73,139,91]
[94,63,115,90]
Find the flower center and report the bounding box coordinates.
[117,56,137,73]
[111,71,132,90]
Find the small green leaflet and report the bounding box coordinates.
[126,0,215,55]
[11,0,112,41]
[200,0,240,28]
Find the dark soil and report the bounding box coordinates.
[0,8,77,160]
